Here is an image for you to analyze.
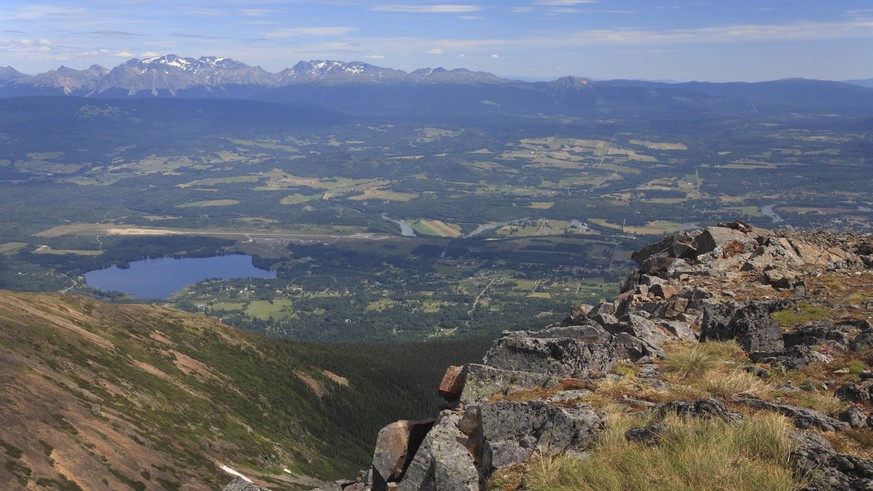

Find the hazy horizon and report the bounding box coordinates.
[2,0,873,83]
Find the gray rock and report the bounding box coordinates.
[372,419,435,483]
[631,232,698,266]
[478,400,603,474]
[612,332,665,362]
[737,398,849,432]
[838,407,868,429]
[588,301,616,317]
[653,398,742,423]
[784,320,861,349]
[398,413,479,491]
[591,312,620,331]
[624,423,665,444]
[460,364,556,405]
[483,325,616,378]
[791,431,873,490]
[695,226,749,255]
[700,301,784,355]
[658,319,697,342]
[835,381,873,404]
[222,478,268,491]
[610,314,672,347]
[753,345,834,370]
[852,331,873,352]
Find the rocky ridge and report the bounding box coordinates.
[288,222,873,491]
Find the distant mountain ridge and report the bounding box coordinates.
[2,54,873,120]
[0,54,514,97]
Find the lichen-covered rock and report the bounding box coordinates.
[372,419,435,483]
[653,398,742,423]
[459,364,556,405]
[791,431,873,490]
[478,400,603,474]
[483,325,616,378]
[398,412,479,491]
[737,398,849,432]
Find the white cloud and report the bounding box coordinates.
[491,53,499,58]
[264,27,356,38]
[371,5,482,14]
[365,54,386,59]
[427,47,445,54]
[140,51,159,58]
[116,51,133,58]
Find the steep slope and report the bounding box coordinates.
[0,291,487,489]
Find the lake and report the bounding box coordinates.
[84,254,276,299]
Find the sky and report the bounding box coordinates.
[1,1,872,82]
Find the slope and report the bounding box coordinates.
[0,290,488,489]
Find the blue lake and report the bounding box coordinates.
[84,254,276,299]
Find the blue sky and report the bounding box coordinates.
[2,1,872,81]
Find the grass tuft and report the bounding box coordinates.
[523,412,800,491]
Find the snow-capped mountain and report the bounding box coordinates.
[91,54,276,96]
[0,54,513,98]
[275,60,408,85]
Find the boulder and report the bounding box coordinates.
[478,400,603,474]
[783,320,860,350]
[438,366,466,400]
[610,314,672,347]
[737,398,849,432]
[372,419,435,483]
[700,301,784,355]
[835,381,873,404]
[752,345,834,370]
[695,226,749,255]
[222,478,268,491]
[838,407,868,429]
[649,283,676,300]
[612,332,665,362]
[460,364,556,405]
[397,413,479,491]
[482,325,616,379]
[653,398,742,423]
[851,331,873,352]
[791,431,873,490]
[656,319,698,342]
[631,232,698,265]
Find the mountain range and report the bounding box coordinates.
[0,55,509,98]
[3,54,873,122]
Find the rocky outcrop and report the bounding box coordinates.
[700,301,784,355]
[792,431,873,490]
[478,401,603,472]
[302,224,873,491]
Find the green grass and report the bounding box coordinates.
[245,299,294,320]
[280,193,321,205]
[771,302,834,328]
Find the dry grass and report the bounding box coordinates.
[702,369,771,398]
[524,412,800,491]
[662,341,744,381]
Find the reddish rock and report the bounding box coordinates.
[650,283,676,300]
[438,365,466,400]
